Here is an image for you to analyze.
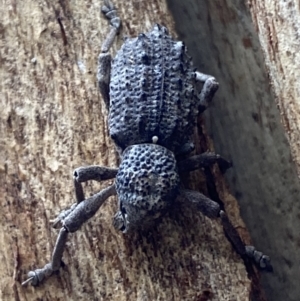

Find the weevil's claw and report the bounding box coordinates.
[21,274,35,286]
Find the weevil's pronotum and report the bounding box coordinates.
[22,0,272,287]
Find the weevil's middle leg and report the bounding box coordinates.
[98,0,122,109]
[195,71,219,113]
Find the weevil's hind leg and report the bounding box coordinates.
[22,185,116,286]
[219,211,273,271]
[52,166,118,228]
[180,189,273,272]
[177,152,232,174]
[98,0,122,109]
[195,71,219,113]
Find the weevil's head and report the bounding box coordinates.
[113,143,180,233]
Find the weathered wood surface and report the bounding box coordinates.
[168,0,300,300]
[0,0,268,300]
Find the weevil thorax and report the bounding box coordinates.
[114,143,180,232]
[109,24,198,154]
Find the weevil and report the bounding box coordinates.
[22,0,272,287]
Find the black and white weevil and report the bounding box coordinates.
[22,0,272,287]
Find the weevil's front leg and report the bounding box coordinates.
[178,152,232,174]
[98,0,121,109]
[22,184,116,286]
[180,189,273,272]
[195,71,219,113]
[52,166,118,228]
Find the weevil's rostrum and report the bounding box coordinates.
[22,0,273,287]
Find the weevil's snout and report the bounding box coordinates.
[114,143,180,232]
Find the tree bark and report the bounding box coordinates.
[168,1,300,301]
[0,1,268,300]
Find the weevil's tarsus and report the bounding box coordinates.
[22,228,67,286]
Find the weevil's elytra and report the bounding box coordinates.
[22,0,273,288]
[109,24,198,154]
